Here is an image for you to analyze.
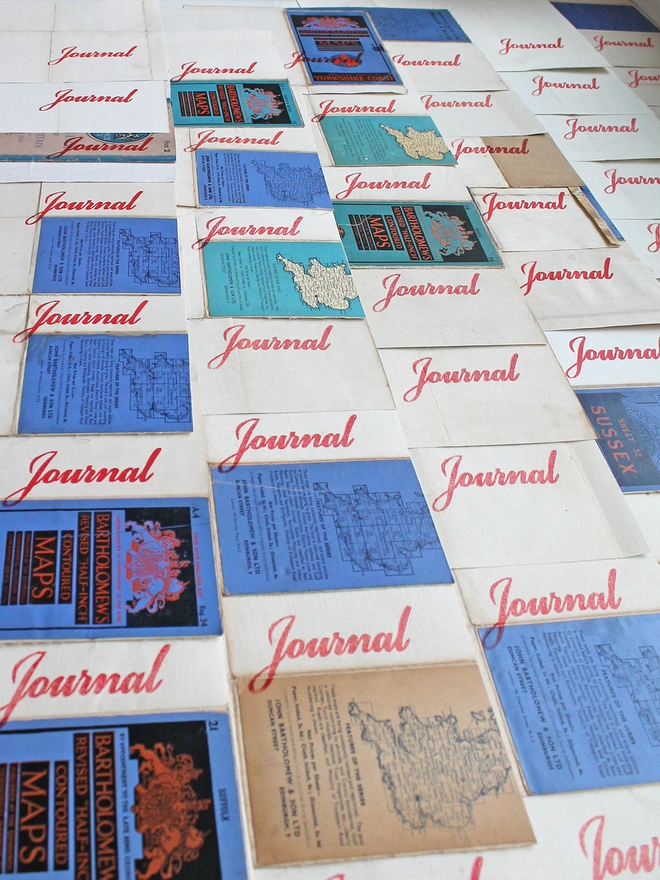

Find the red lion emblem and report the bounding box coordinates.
[125,520,191,615]
[131,742,211,880]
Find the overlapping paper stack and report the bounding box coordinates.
[1,0,660,878]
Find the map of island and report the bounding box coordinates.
[252,158,329,206]
[380,124,451,161]
[597,643,660,747]
[120,349,192,424]
[349,703,512,830]
[313,482,441,574]
[277,254,359,310]
[120,228,181,288]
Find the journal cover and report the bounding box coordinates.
[210,458,452,594]
[32,218,180,295]
[0,497,220,639]
[18,334,192,435]
[286,10,404,91]
[195,149,331,208]
[170,81,303,127]
[367,7,470,42]
[237,664,535,865]
[0,711,246,879]
[0,124,175,164]
[577,386,660,491]
[319,115,456,166]
[481,612,660,794]
[334,201,502,266]
[202,241,364,317]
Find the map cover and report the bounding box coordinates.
[320,115,457,166]
[334,201,502,266]
[0,497,221,639]
[203,241,365,317]
[211,459,452,594]
[0,711,246,879]
[551,2,659,32]
[237,664,535,865]
[286,10,404,91]
[481,613,660,794]
[576,386,660,491]
[170,81,303,127]
[195,149,332,208]
[18,334,193,435]
[366,7,470,42]
[0,113,176,163]
[32,218,181,295]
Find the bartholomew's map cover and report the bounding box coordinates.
[0,711,246,879]
[237,663,535,865]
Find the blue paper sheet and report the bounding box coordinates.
[576,386,660,491]
[33,218,181,294]
[195,149,332,207]
[481,613,660,793]
[211,459,453,594]
[19,334,193,435]
[552,2,659,32]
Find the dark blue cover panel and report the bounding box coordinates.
[368,7,470,42]
[195,149,332,208]
[0,712,246,879]
[287,10,403,87]
[211,459,453,593]
[552,2,659,32]
[481,613,660,794]
[0,498,221,638]
[576,386,660,491]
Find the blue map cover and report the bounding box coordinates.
[32,218,181,294]
[367,7,470,42]
[576,387,660,492]
[320,115,456,166]
[334,201,502,266]
[211,459,453,594]
[203,241,364,317]
[0,498,221,639]
[286,10,403,88]
[552,2,659,32]
[195,149,332,208]
[18,334,193,435]
[171,81,303,127]
[480,613,660,794]
[0,712,246,879]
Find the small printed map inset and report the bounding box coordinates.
[120,349,192,423]
[252,159,328,206]
[313,482,440,574]
[380,124,451,161]
[120,229,181,288]
[597,643,660,746]
[349,703,512,830]
[277,255,358,310]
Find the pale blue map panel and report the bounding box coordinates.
[32,218,181,294]
[320,115,456,166]
[18,334,193,434]
[211,459,453,593]
[203,241,364,317]
[196,149,332,207]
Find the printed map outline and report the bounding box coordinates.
[349,702,512,830]
[597,643,660,747]
[313,482,440,574]
[120,349,192,423]
[120,229,181,288]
